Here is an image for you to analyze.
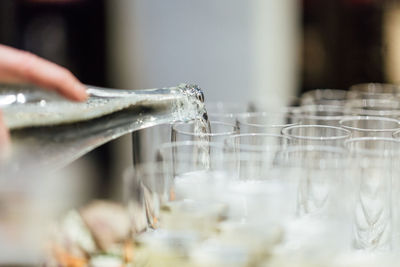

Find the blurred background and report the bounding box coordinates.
[0,0,399,226]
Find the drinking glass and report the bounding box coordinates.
[172,120,238,143]
[236,111,300,134]
[275,145,351,250]
[123,163,166,232]
[281,125,351,146]
[296,104,352,126]
[345,137,400,251]
[300,89,350,106]
[156,141,229,231]
[340,116,400,137]
[276,145,349,217]
[124,163,219,266]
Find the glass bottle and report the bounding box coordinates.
[0,83,206,173]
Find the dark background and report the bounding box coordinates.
[0,0,111,197]
[302,0,385,91]
[0,0,390,97]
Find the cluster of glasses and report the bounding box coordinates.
[124,83,400,267]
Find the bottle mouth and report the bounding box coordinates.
[179,83,205,103]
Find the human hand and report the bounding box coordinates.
[0,44,88,147]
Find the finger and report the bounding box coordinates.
[0,45,87,101]
[18,52,88,101]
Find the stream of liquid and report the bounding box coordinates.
[193,108,212,169]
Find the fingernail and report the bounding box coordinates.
[74,83,88,101]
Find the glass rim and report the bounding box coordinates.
[281,124,351,141]
[157,140,227,162]
[247,105,300,113]
[301,88,349,99]
[345,97,400,107]
[236,111,299,128]
[300,89,349,105]
[345,98,400,116]
[279,144,348,155]
[349,82,400,94]
[223,133,289,152]
[348,93,400,101]
[295,104,351,121]
[349,109,400,117]
[344,137,400,156]
[224,132,288,139]
[158,140,226,152]
[172,120,238,137]
[345,136,400,145]
[339,116,400,132]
